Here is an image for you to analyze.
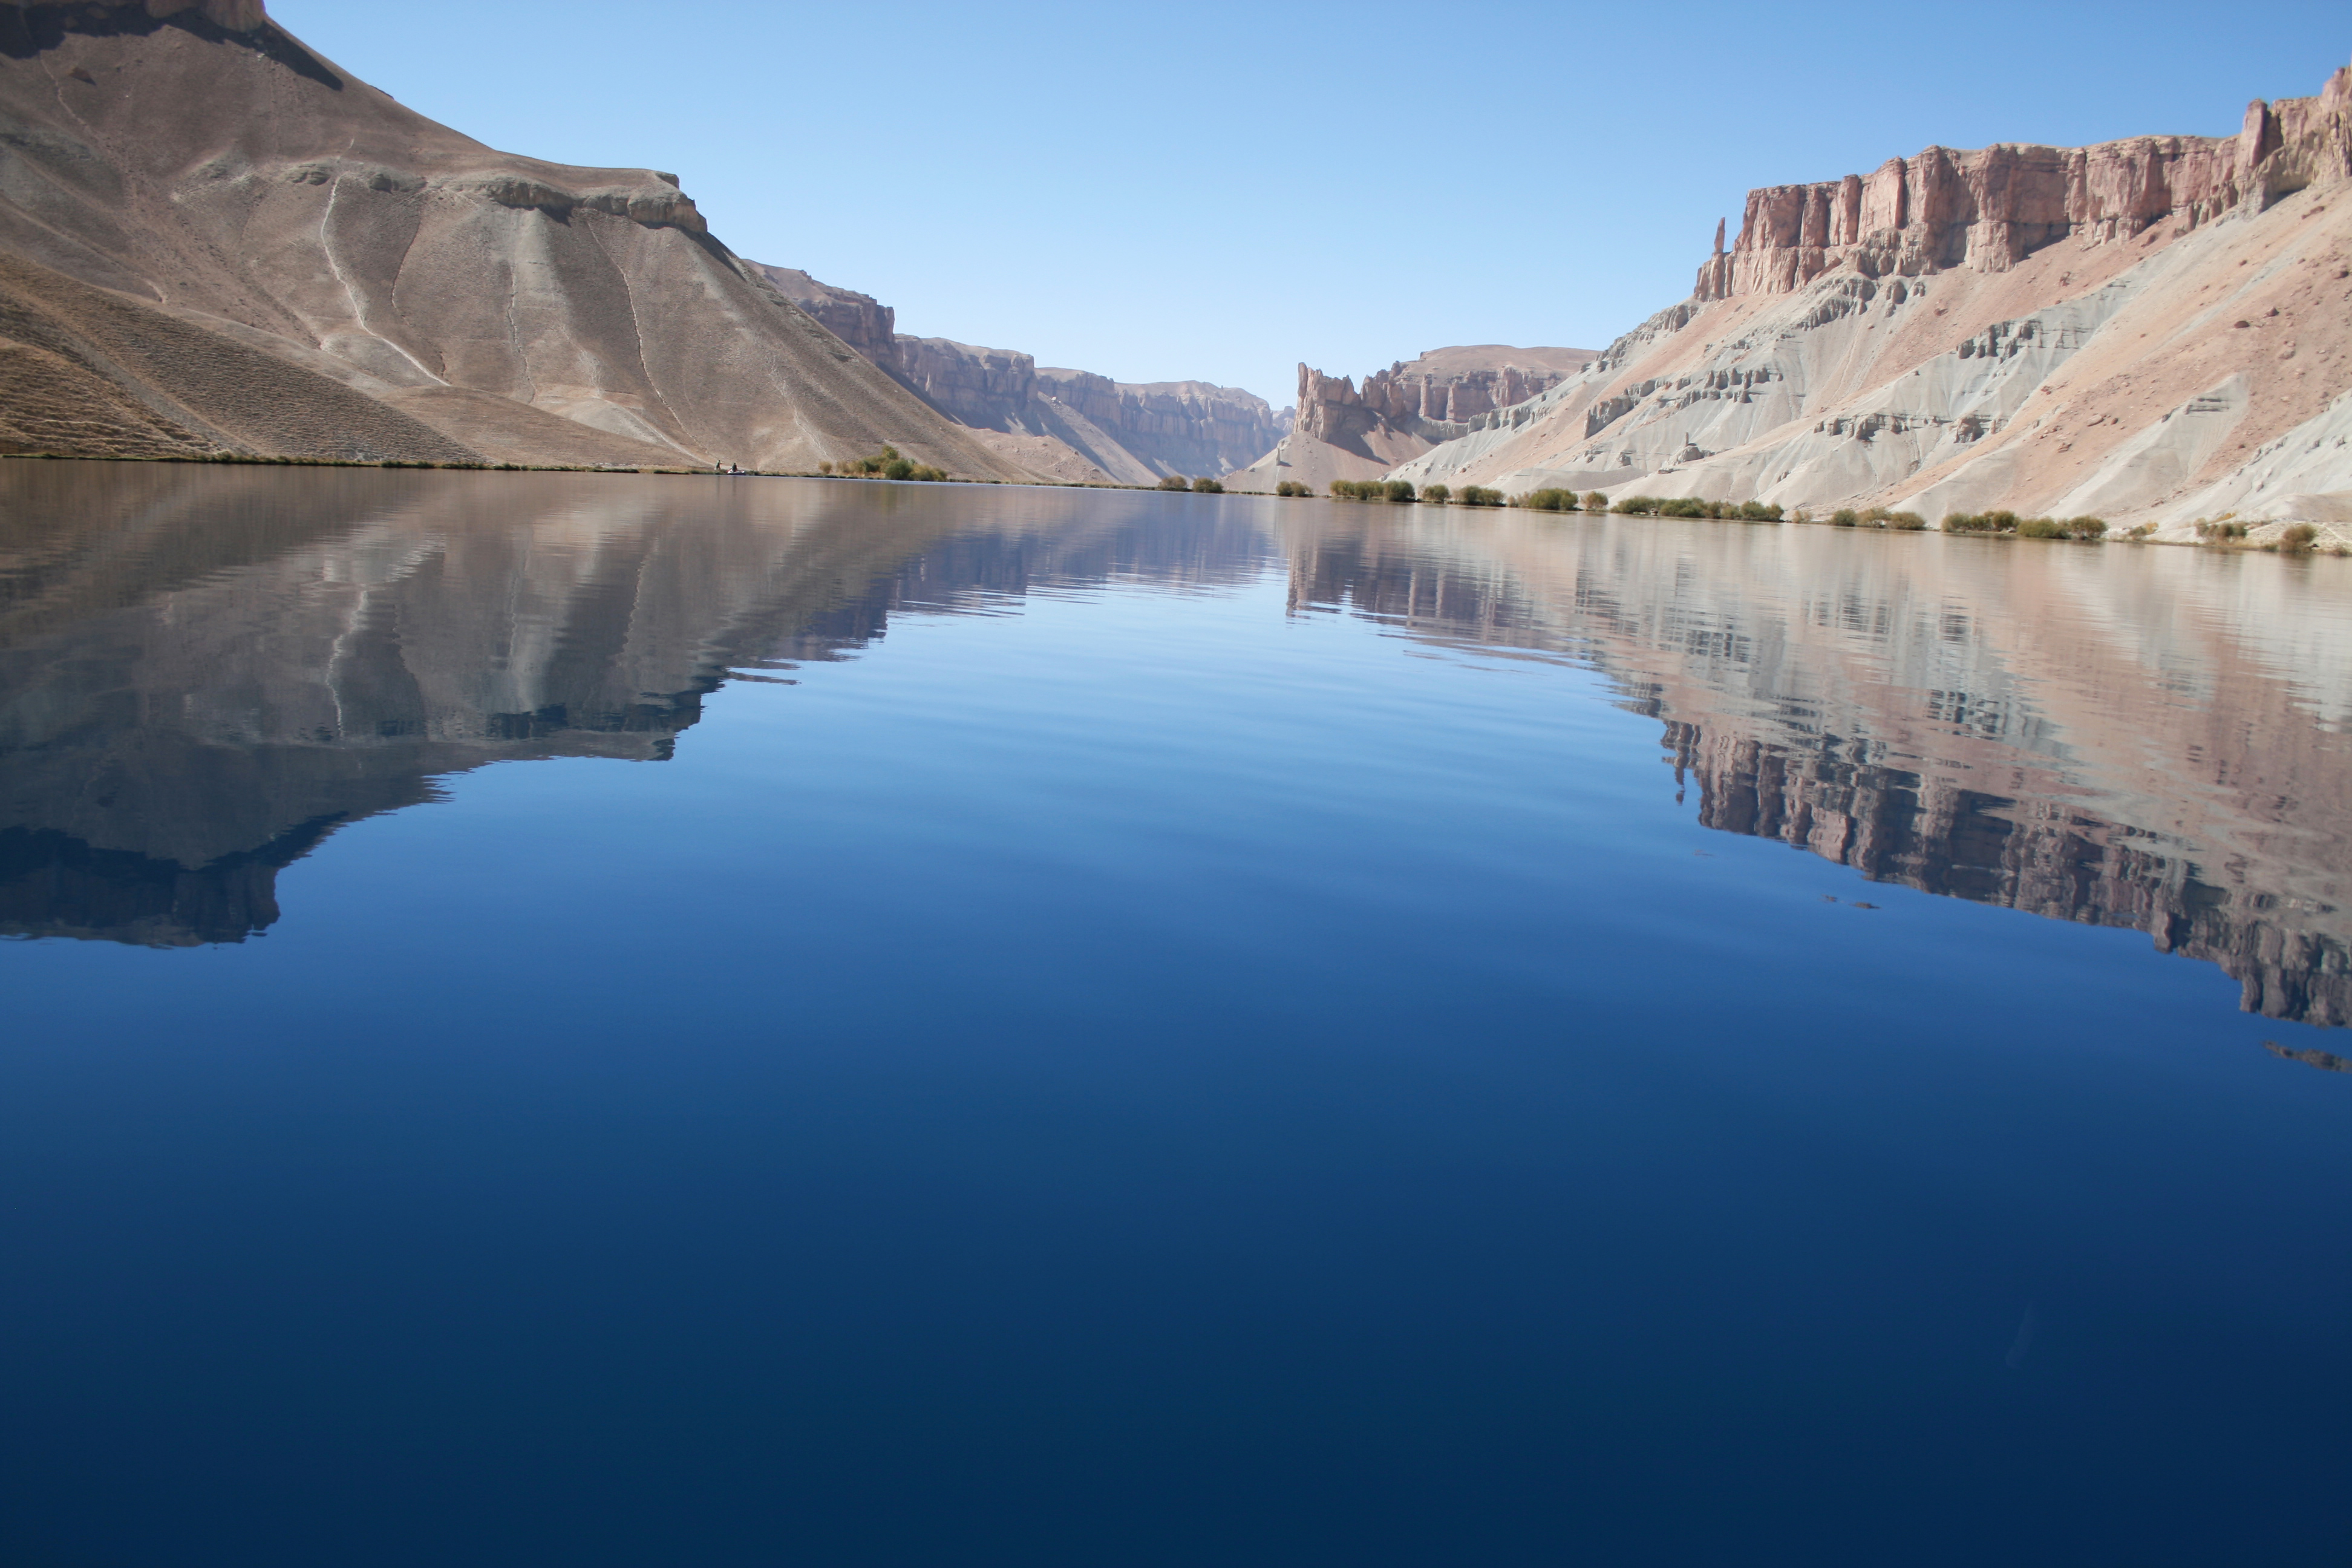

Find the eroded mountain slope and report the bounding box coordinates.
[0,0,1028,475]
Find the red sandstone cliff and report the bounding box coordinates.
[1399,59,2352,537]
[1696,71,2351,301]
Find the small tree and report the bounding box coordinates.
[1583,492,1608,511]
[1192,476,1225,494]
[1422,483,1451,505]
[1383,479,1416,503]
[1159,474,1191,491]
[883,457,914,480]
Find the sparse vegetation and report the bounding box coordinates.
[1275,480,1311,497]
[1158,474,1192,491]
[1328,479,1420,502]
[1583,492,1609,511]
[1945,509,2102,538]
[1192,476,1225,494]
[1511,488,1581,511]
[2195,518,2249,541]
[2279,522,2319,552]
[1421,483,1451,505]
[1459,485,1505,507]
[1605,494,1784,522]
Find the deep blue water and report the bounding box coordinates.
[2,465,2350,1565]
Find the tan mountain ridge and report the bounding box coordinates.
[1384,60,2352,540]
[0,0,1033,475]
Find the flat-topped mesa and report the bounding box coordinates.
[1695,62,2352,300]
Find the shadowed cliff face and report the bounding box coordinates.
[1278,511,2352,1027]
[0,463,1264,944]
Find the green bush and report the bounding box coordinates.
[1612,495,1662,515]
[1943,510,2016,533]
[1739,500,1783,521]
[2014,515,2105,540]
[1382,479,1416,503]
[1159,474,1192,491]
[1422,483,1451,505]
[1275,480,1310,497]
[883,457,915,480]
[1583,492,1609,511]
[2195,519,2249,541]
[1515,488,1579,511]
[1831,509,1860,528]
[1193,476,1225,494]
[1460,485,1504,507]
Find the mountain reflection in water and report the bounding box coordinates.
[1,462,2346,1026]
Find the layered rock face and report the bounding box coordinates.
[1694,74,2350,301]
[1226,345,1593,493]
[0,1,1028,475]
[1035,368,1291,478]
[748,264,903,377]
[1398,59,2352,535]
[758,300,1288,483]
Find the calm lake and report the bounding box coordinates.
[2,462,2349,1566]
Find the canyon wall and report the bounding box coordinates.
[1696,78,2352,302]
[746,264,903,377]
[748,282,1290,483]
[1397,59,2352,537]
[1228,346,1595,493]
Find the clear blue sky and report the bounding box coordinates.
[274,1,2346,410]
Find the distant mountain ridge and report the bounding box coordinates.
[750,264,1289,483]
[1224,345,1598,494]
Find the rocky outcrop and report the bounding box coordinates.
[1695,67,2352,301]
[0,0,1030,475]
[1399,57,2352,533]
[1295,347,1593,451]
[746,264,901,376]
[1224,346,1593,493]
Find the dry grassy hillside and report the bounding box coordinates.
[0,0,1032,476]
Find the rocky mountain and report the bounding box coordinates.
[1392,60,2352,540]
[753,267,1289,483]
[1223,346,1595,493]
[0,0,1028,475]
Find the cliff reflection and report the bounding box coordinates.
[5,463,2347,1031]
[0,463,1263,946]
[1280,511,2352,1027]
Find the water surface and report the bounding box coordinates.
[2,464,2349,1566]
